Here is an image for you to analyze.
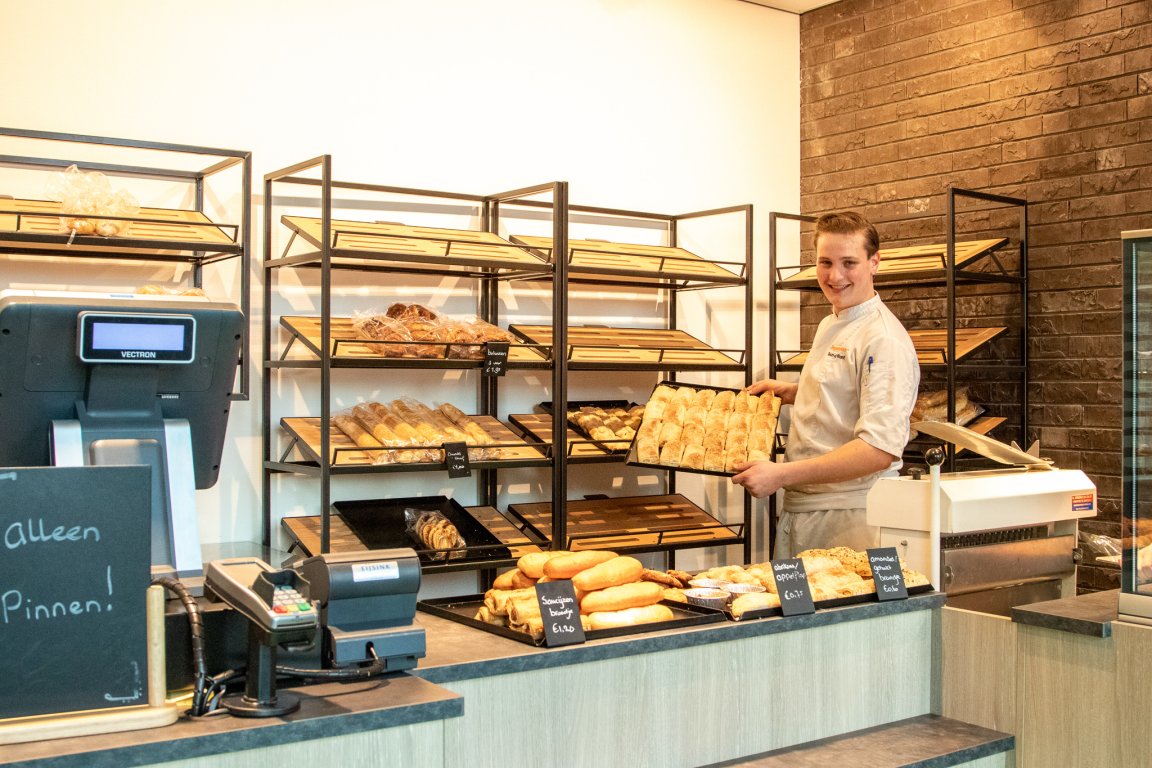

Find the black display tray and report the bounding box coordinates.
[541,399,641,453]
[333,496,511,565]
[721,582,935,621]
[417,594,724,646]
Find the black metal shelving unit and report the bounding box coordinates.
[0,127,252,399]
[768,188,1028,482]
[261,160,757,572]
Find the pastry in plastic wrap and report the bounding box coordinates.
[406,508,465,561]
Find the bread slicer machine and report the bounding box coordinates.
[866,421,1097,616]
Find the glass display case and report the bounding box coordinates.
[1120,229,1152,624]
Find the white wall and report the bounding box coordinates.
[0,0,799,569]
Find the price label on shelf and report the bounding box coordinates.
[771,558,815,616]
[867,547,908,601]
[483,342,509,377]
[443,441,471,478]
[535,580,586,647]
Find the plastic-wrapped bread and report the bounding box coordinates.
[437,402,501,459]
[350,404,409,462]
[352,312,413,357]
[366,402,434,462]
[332,414,387,464]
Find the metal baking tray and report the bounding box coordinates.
[624,380,756,477]
[417,595,724,646]
[334,496,511,565]
[722,582,935,621]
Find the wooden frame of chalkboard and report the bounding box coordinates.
[0,466,157,722]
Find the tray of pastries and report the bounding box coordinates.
[418,550,724,646]
[279,397,547,468]
[652,547,933,621]
[626,381,781,476]
[279,303,546,364]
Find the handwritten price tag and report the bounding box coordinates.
[771,558,815,616]
[482,342,509,377]
[535,580,586,647]
[443,441,471,478]
[867,547,908,601]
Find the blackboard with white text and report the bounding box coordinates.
[0,465,151,720]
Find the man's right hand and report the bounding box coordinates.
[746,378,798,405]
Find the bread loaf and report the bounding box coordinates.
[730,591,781,619]
[543,550,617,579]
[517,550,569,579]
[571,555,644,592]
[579,581,664,614]
[587,603,674,630]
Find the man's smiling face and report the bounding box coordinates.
[815,231,879,314]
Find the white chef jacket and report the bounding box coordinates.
[782,293,920,513]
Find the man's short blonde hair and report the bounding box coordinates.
[814,211,880,258]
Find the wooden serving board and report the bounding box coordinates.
[508,413,628,460]
[282,506,542,560]
[507,494,741,551]
[777,238,1009,288]
[779,326,1008,368]
[282,216,546,270]
[0,197,236,247]
[509,234,743,284]
[279,315,547,363]
[280,415,546,467]
[510,325,742,368]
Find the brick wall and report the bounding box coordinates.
[798,0,1151,592]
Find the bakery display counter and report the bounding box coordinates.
[273,415,550,471]
[509,233,745,289]
[275,216,549,278]
[1,591,944,768]
[274,315,550,368]
[509,324,746,370]
[775,237,1010,291]
[0,197,241,261]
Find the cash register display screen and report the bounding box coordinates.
[78,312,196,364]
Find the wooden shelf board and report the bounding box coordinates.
[779,326,1009,368]
[777,238,1011,289]
[279,315,547,363]
[510,325,741,367]
[510,234,743,284]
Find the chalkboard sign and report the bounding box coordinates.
[0,465,152,721]
[534,580,585,647]
[443,441,471,478]
[482,342,509,377]
[771,558,815,616]
[867,547,908,600]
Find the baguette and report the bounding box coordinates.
[579,581,664,614]
[517,550,570,579]
[543,550,618,579]
[587,603,674,631]
[571,555,644,592]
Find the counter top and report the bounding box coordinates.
[1010,588,1118,638]
[414,590,945,684]
[1,674,461,768]
[2,590,944,768]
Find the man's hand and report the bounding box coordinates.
[746,378,797,405]
[731,459,789,498]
